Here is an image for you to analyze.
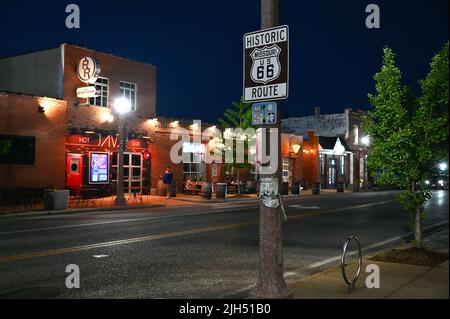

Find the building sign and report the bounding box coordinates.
[243,25,289,102]
[89,152,109,184]
[77,57,101,84]
[252,102,277,125]
[76,86,98,98]
[66,135,149,151]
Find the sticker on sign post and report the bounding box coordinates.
[243,25,289,103]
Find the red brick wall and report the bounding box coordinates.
[301,130,320,186]
[63,44,156,134]
[0,93,67,189]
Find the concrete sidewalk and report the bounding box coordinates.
[290,259,448,299]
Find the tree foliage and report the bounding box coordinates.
[362,43,449,245]
[218,97,253,130]
[217,97,255,174]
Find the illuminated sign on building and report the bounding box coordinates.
[89,152,109,184]
[77,57,101,84]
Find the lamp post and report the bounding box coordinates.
[114,97,131,206]
[361,136,370,190]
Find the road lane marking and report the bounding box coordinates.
[0,208,259,236]
[0,199,397,236]
[93,255,109,258]
[212,204,254,209]
[0,221,256,263]
[0,200,400,264]
[289,205,321,210]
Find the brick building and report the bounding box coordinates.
[0,44,319,197]
[282,107,367,190]
[0,93,67,189]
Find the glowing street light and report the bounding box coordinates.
[439,162,448,171]
[114,97,131,206]
[361,136,370,146]
[114,97,131,115]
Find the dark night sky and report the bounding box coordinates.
[0,0,448,122]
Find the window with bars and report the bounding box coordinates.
[89,77,109,107]
[119,81,137,111]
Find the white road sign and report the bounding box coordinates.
[243,25,289,103]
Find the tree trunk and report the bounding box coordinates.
[414,206,422,246]
[411,181,422,246]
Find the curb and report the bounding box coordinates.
[0,203,166,219]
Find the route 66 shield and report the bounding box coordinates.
[250,44,281,84]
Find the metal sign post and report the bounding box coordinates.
[248,0,291,299]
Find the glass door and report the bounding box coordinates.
[112,152,143,194]
[328,158,337,188]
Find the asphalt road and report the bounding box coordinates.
[0,190,448,299]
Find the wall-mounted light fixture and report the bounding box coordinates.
[291,144,301,154]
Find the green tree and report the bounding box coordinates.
[217,98,255,190]
[363,44,449,246]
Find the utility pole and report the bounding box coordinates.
[249,0,291,299]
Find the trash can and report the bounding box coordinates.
[291,182,300,195]
[337,182,344,193]
[156,179,166,196]
[312,182,321,194]
[216,183,227,199]
[43,189,69,210]
[281,182,289,195]
[201,182,212,200]
[246,181,256,194]
[170,182,177,197]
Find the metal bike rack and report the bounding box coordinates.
[341,235,363,293]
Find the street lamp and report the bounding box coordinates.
[361,136,370,190]
[439,162,448,171]
[114,97,131,206]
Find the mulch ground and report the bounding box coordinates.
[369,247,449,267]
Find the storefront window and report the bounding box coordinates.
[182,142,205,181]
[339,155,345,176]
[0,135,35,165]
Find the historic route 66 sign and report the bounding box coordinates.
[250,45,281,84]
[243,25,288,103]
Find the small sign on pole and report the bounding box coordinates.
[243,25,289,103]
[252,102,277,125]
